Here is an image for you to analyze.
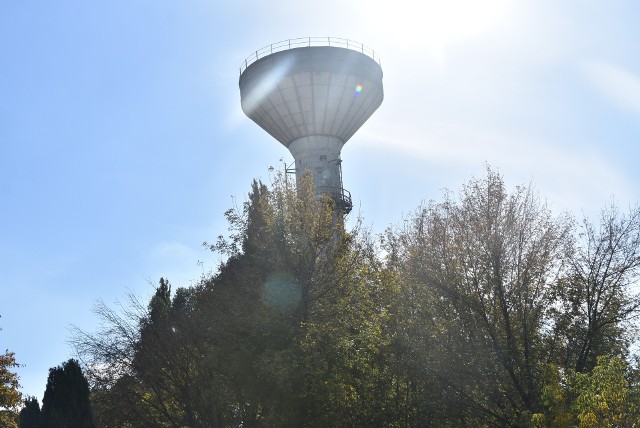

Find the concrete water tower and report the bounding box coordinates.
[239,37,384,213]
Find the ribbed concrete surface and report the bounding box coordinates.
[239,46,384,148]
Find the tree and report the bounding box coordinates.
[74,174,396,427]
[535,356,640,427]
[384,168,574,425]
[18,397,42,428]
[1,315,22,428]
[204,173,395,426]
[556,202,640,372]
[41,359,95,428]
[73,180,306,427]
[0,350,21,428]
[571,355,638,427]
[71,169,640,426]
[73,281,220,427]
[298,260,398,427]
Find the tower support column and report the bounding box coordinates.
[288,135,344,191]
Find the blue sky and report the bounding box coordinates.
[1,1,639,400]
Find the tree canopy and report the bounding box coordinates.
[71,169,640,427]
[18,396,42,428]
[41,359,95,428]
[1,316,22,428]
[0,350,21,428]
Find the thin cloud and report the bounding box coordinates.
[581,60,640,118]
[357,123,633,215]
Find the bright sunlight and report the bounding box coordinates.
[360,0,513,64]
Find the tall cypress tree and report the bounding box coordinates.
[41,359,94,428]
[18,397,42,428]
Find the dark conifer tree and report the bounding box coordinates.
[41,359,95,428]
[18,397,42,428]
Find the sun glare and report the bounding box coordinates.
[361,0,511,54]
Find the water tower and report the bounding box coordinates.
[239,37,384,213]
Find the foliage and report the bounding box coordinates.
[18,397,42,428]
[536,356,640,427]
[0,349,21,428]
[572,355,637,427]
[554,202,640,372]
[73,174,391,426]
[72,283,213,427]
[383,167,574,425]
[41,359,95,428]
[71,169,640,427]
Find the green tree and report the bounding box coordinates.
[571,355,638,427]
[535,356,640,427]
[205,173,395,426]
[1,316,22,428]
[555,203,640,373]
[42,359,95,428]
[75,174,396,427]
[18,397,42,428]
[74,281,221,427]
[71,169,640,427]
[384,168,574,425]
[290,219,397,426]
[0,350,21,428]
[74,179,306,427]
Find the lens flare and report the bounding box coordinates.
[355,84,363,94]
[262,272,301,312]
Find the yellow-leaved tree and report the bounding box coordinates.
[1,320,22,428]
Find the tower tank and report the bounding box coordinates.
[239,37,384,213]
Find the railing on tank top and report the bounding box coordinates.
[240,37,381,75]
